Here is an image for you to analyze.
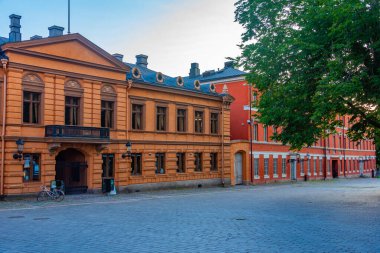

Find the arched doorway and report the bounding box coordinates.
[234,152,243,185]
[55,148,88,194]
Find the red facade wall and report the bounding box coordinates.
[215,80,249,140]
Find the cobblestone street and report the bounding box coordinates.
[1,178,379,253]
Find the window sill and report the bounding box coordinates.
[23,181,41,184]
[264,175,269,179]
[176,172,188,175]
[301,173,305,176]
[130,174,142,177]
[282,174,287,178]
[209,170,219,173]
[254,176,260,179]
[273,174,278,178]
[130,129,145,132]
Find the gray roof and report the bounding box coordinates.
[184,66,246,83]
[124,62,220,96]
[0,37,9,45]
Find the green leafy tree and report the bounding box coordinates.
[234,0,380,150]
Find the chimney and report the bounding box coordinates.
[112,53,124,62]
[189,63,200,78]
[224,61,234,69]
[9,14,22,42]
[48,25,64,37]
[136,54,148,68]
[30,35,42,40]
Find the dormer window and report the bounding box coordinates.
[194,80,201,90]
[156,72,164,83]
[176,76,184,86]
[210,83,216,92]
[132,67,141,79]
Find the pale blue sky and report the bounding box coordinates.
[0,0,243,76]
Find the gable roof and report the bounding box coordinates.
[1,33,129,72]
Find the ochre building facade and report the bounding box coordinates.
[0,15,233,196]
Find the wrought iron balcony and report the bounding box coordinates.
[45,125,110,140]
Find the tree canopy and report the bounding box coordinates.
[234,0,380,150]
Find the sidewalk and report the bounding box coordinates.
[0,177,377,211]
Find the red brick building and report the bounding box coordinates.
[185,62,377,185]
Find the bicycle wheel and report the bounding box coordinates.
[37,191,48,201]
[55,190,65,202]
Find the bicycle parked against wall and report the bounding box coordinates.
[37,185,65,202]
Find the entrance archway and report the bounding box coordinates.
[55,148,88,194]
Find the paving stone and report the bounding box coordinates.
[0,178,379,252]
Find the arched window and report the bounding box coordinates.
[64,80,83,125]
[22,73,44,124]
[101,84,116,128]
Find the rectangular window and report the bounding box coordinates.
[308,159,311,174]
[131,153,142,175]
[253,124,258,141]
[23,91,40,124]
[155,153,165,174]
[101,100,114,128]
[210,113,219,134]
[300,160,304,174]
[132,104,143,130]
[176,153,186,173]
[194,111,204,133]
[65,96,80,125]
[273,158,278,175]
[282,158,286,175]
[254,158,259,177]
[23,154,41,182]
[156,107,167,131]
[177,109,186,132]
[264,158,269,176]
[313,159,317,174]
[210,153,218,171]
[319,159,323,175]
[263,126,268,142]
[194,152,202,172]
[102,154,114,178]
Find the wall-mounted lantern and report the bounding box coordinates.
[122,141,132,159]
[13,138,24,160]
[287,153,300,163]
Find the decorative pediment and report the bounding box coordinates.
[65,80,82,89]
[23,74,43,84]
[101,84,116,94]
[1,33,129,72]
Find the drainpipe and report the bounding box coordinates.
[1,57,9,199]
[342,117,346,177]
[323,136,327,180]
[221,100,225,187]
[126,80,132,140]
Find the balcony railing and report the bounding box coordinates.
[45,125,110,139]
